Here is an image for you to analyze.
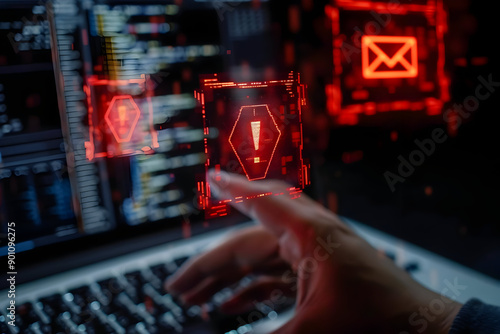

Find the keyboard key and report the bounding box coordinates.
[32,302,50,325]
[133,322,153,334]
[143,284,171,316]
[56,312,79,333]
[15,250,295,334]
[174,256,189,268]
[99,276,139,303]
[26,321,52,334]
[124,271,148,303]
[39,294,70,319]
[149,263,171,281]
[159,311,183,333]
[98,278,124,299]
[62,293,82,315]
[125,271,144,290]
[141,268,164,292]
[82,317,115,334]
[89,301,125,334]
[112,308,141,330]
[0,314,17,334]
[384,250,396,261]
[16,302,39,330]
[404,262,420,273]
[143,285,186,323]
[116,292,155,326]
[89,282,112,306]
[212,288,234,307]
[69,285,98,309]
[184,305,204,325]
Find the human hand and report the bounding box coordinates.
[166,172,462,333]
[165,224,294,314]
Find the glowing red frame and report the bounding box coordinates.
[326,0,450,124]
[195,72,310,218]
[84,75,158,161]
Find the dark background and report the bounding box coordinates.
[265,0,500,280]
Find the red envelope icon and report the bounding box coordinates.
[362,35,418,79]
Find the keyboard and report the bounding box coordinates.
[2,220,500,334]
[0,225,295,334]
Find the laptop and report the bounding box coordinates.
[2,1,500,333]
[0,0,299,333]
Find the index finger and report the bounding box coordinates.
[166,225,278,296]
[208,170,312,237]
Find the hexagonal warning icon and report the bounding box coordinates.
[228,104,281,181]
[104,95,141,143]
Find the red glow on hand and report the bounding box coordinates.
[194,72,310,218]
[196,72,310,219]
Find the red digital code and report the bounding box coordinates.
[84,75,158,160]
[195,72,310,218]
[326,0,449,125]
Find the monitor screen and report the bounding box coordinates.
[0,0,276,256]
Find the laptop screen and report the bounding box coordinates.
[0,0,278,259]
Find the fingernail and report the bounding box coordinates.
[208,169,228,198]
[208,169,217,182]
[208,169,227,183]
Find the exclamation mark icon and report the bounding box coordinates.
[118,105,128,134]
[251,121,261,163]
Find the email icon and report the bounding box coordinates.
[361,35,418,79]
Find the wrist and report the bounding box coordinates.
[436,300,462,334]
[400,284,463,334]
